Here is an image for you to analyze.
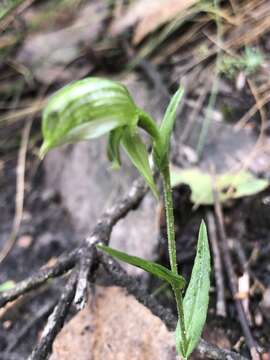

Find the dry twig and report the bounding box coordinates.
[207,210,226,317]
[29,272,78,360]
[0,179,248,360]
[0,119,32,264]
[213,188,260,360]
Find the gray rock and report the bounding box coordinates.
[17,2,108,84]
[177,116,270,177]
[50,286,177,360]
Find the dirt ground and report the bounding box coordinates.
[0,1,270,359]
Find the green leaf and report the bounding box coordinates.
[40,78,139,156]
[171,167,269,205]
[153,87,184,170]
[176,221,211,359]
[107,128,124,169]
[97,244,186,290]
[0,280,15,292]
[121,129,159,198]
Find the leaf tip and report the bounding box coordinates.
[199,219,207,232]
[176,84,185,97]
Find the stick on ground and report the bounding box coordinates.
[213,188,260,360]
[207,210,226,317]
[0,179,249,360]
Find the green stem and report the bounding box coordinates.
[137,109,161,143]
[162,164,187,354]
[162,164,177,274]
[174,286,188,356]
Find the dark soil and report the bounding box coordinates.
[1,1,270,359]
[1,99,270,359]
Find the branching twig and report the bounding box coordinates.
[0,250,77,308]
[73,247,95,309]
[29,271,78,360]
[0,178,147,308]
[0,179,249,360]
[74,178,148,307]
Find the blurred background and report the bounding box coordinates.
[0,0,270,358]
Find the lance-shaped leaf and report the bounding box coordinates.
[154,87,184,171]
[107,128,124,169]
[97,244,186,290]
[40,77,139,156]
[121,129,159,198]
[175,221,211,359]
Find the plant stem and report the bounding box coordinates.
[138,110,161,142]
[162,164,187,353]
[162,165,177,274]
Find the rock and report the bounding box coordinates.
[176,117,270,177]
[17,2,108,84]
[43,75,165,275]
[50,286,176,360]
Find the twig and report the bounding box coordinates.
[73,246,95,309]
[99,252,176,329]
[29,271,78,360]
[0,178,249,359]
[0,84,49,265]
[0,250,77,308]
[0,0,36,31]
[0,119,32,264]
[213,188,260,360]
[30,179,147,359]
[73,178,148,307]
[197,339,247,360]
[233,240,266,294]
[207,210,226,317]
[0,178,147,308]
[234,93,270,131]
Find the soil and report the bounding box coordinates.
[1,140,270,358]
[0,1,270,359]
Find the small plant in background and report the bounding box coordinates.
[40,77,211,359]
[219,47,264,79]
